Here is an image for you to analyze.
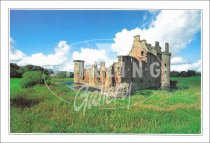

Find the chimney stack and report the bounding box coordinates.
[134,35,140,42]
[155,41,159,47]
[165,43,169,53]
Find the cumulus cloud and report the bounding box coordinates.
[73,48,106,64]
[10,37,25,63]
[10,10,201,72]
[171,56,191,65]
[171,57,201,72]
[72,47,116,67]
[18,41,70,67]
[112,10,201,56]
[10,38,73,71]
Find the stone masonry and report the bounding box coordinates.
[73,35,171,96]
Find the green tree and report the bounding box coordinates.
[21,71,50,88]
[21,65,50,75]
[10,63,22,78]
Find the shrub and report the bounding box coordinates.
[10,63,22,78]
[21,71,50,88]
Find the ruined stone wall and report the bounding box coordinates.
[89,63,100,86]
[112,53,162,94]
[100,62,106,83]
[104,65,114,89]
[118,56,132,84]
[146,53,161,89]
[73,34,171,96]
[129,35,147,61]
[84,68,90,82]
[73,60,84,83]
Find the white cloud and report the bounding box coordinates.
[72,47,116,68]
[10,38,73,71]
[10,10,201,72]
[112,10,201,56]
[10,37,26,63]
[73,48,106,65]
[10,38,117,71]
[171,56,191,65]
[171,57,201,72]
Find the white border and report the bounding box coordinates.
[1,1,209,143]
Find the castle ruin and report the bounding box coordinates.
[74,35,171,97]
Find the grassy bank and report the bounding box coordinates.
[10,76,201,133]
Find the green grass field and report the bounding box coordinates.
[10,76,201,133]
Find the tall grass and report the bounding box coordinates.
[10,76,201,133]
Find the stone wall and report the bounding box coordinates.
[73,34,171,96]
[73,60,84,83]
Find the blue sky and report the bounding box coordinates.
[11,10,154,55]
[10,10,201,71]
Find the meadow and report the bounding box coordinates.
[10,76,201,133]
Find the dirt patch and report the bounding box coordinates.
[11,96,43,108]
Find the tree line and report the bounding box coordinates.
[10,63,200,79]
[170,70,201,77]
[10,63,74,78]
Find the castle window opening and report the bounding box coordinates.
[141,51,144,56]
[73,35,171,94]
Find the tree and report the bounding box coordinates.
[195,72,201,76]
[69,72,74,78]
[179,71,187,77]
[187,70,196,77]
[21,71,50,88]
[10,63,22,78]
[21,65,50,75]
[170,70,179,77]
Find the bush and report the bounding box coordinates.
[10,63,22,78]
[21,71,50,88]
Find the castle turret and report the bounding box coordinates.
[161,43,171,90]
[100,62,106,83]
[73,60,84,83]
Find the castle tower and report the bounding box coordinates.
[100,62,106,83]
[161,43,171,89]
[89,62,99,86]
[73,60,84,83]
